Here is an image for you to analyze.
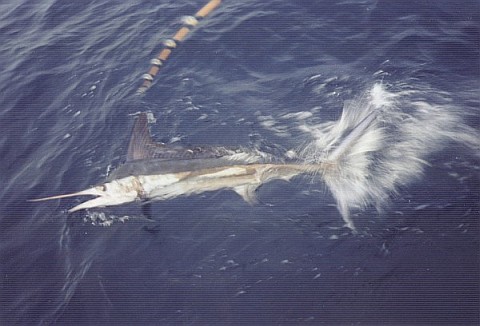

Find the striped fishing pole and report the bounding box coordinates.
[137,0,222,94]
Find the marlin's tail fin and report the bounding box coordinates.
[301,95,385,230]
[301,83,479,230]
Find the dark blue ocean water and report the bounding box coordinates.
[1,0,479,325]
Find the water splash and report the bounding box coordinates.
[300,83,479,229]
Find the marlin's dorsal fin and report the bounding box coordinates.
[127,113,164,161]
[126,113,257,163]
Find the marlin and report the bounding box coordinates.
[30,111,377,229]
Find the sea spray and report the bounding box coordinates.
[300,83,479,229]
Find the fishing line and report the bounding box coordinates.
[136,0,222,94]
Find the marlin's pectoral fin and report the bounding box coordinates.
[233,185,259,205]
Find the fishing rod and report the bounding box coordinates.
[137,0,222,94]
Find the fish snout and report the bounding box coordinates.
[68,179,140,212]
[30,177,142,212]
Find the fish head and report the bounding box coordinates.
[29,177,140,213]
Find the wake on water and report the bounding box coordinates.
[300,83,479,229]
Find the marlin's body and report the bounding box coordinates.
[53,161,324,213]
[31,110,376,229]
[31,114,329,211]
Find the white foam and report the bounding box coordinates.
[300,83,479,229]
